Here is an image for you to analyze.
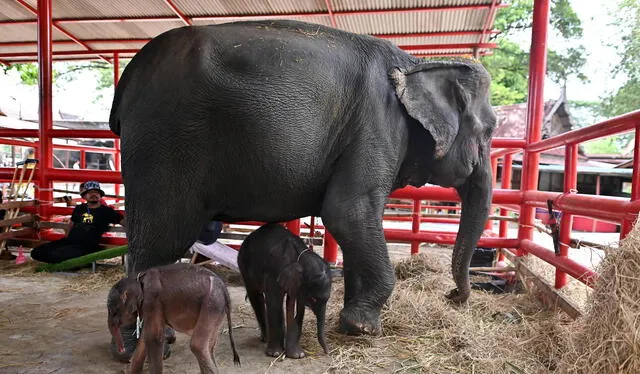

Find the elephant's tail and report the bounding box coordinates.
[223,284,241,366]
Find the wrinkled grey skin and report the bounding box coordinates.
[110,20,496,335]
[238,223,331,358]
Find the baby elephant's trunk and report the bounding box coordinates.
[314,304,329,354]
[109,324,125,353]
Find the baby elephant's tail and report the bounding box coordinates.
[224,285,241,366]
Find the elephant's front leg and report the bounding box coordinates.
[321,188,395,336]
[284,294,304,358]
[264,279,285,357]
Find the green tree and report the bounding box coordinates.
[482,0,587,105]
[601,0,640,117]
[3,60,127,91]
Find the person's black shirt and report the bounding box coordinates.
[67,204,123,246]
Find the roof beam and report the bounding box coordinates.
[399,43,496,51]
[0,31,501,48]
[163,0,191,25]
[14,0,111,63]
[0,43,496,59]
[0,4,508,25]
[480,0,501,43]
[414,51,492,59]
[0,49,140,58]
[372,30,500,39]
[324,0,337,27]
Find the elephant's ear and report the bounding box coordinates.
[277,262,303,295]
[390,62,473,159]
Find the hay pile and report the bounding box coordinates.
[558,221,640,373]
[61,266,125,293]
[299,253,570,373]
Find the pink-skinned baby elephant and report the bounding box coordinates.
[107,263,240,374]
[238,223,332,359]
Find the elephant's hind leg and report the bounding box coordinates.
[245,288,267,342]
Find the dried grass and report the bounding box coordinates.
[0,260,43,277]
[558,221,640,373]
[299,252,571,373]
[61,266,125,293]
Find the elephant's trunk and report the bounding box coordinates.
[448,161,492,304]
[109,324,125,353]
[314,304,329,354]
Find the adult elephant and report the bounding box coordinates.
[110,20,496,335]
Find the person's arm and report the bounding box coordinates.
[66,205,81,237]
[109,207,125,226]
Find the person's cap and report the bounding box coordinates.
[80,180,105,197]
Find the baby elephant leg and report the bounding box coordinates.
[284,294,305,359]
[190,306,225,374]
[127,337,146,374]
[265,282,285,357]
[145,321,166,374]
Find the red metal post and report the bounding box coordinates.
[621,124,640,237]
[113,53,122,198]
[309,216,316,249]
[285,220,301,236]
[498,153,513,262]
[555,144,577,288]
[37,0,53,218]
[323,230,339,264]
[79,150,86,169]
[517,0,550,255]
[411,199,422,254]
[591,174,601,232]
[485,156,498,231]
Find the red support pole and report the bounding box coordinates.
[485,157,499,231]
[555,144,577,289]
[411,199,422,254]
[309,216,316,249]
[591,174,601,232]
[621,124,640,237]
[517,0,550,256]
[37,0,53,218]
[285,220,301,236]
[80,150,86,169]
[113,53,122,198]
[498,153,513,262]
[323,230,339,264]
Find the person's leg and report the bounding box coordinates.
[30,239,72,263]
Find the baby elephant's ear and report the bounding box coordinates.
[277,262,303,295]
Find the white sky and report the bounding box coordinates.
[0,1,628,121]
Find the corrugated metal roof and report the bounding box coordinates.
[174,0,327,16]
[20,0,176,19]
[0,0,35,21]
[332,0,494,11]
[0,0,502,63]
[62,21,186,40]
[336,9,488,34]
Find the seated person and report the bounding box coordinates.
[31,181,124,264]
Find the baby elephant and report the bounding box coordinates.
[107,263,240,374]
[238,223,332,358]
